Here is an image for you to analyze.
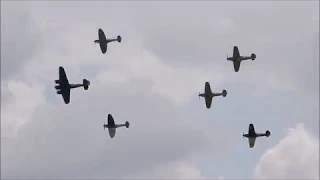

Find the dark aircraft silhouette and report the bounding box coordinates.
[103,114,129,138]
[227,46,256,72]
[94,28,122,54]
[54,66,90,104]
[243,124,271,148]
[198,82,227,109]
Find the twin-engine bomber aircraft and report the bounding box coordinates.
[104,114,130,138]
[55,66,90,104]
[243,124,271,148]
[94,28,122,54]
[199,82,227,109]
[227,46,256,72]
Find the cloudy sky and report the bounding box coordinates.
[1,1,319,179]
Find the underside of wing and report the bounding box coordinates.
[233,46,240,58]
[108,128,116,138]
[62,88,70,104]
[205,82,212,94]
[98,29,107,42]
[248,137,256,148]
[100,43,107,54]
[205,96,213,109]
[233,61,241,72]
[59,66,69,85]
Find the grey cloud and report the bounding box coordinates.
[1,2,318,179]
[130,2,319,94]
[1,78,225,179]
[1,2,42,80]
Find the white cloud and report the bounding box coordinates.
[253,123,319,179]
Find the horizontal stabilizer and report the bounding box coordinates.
[117,35,122,43]
[265,130,271,137]
[251,53,256,60]
[83,79,90,90]
[125,121,130,128]
[222,90,227,97]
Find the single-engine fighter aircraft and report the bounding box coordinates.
[54,66,90,104]
[94,28,122,54]
[243,124,271,148]
[198,82,227,109]
[226,46,256,72]
[103,114,130,138]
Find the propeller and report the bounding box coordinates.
[198,92,200,99]
[243,132,245,139]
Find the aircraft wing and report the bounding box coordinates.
[205,82,212,94]
[233,61,241,72]
[108,128,116,138]
[59,67,71,104]
[248,137,256,148]
[205,96,213,109]
[233,46,240,58]
[59,66,69,85]
[98,29,108,54]
[61,88,70,104]
[99,43,107,54]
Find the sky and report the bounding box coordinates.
[1,1,319,179]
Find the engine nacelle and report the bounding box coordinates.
[55,80,60,84]
[83,79,90,90]
[125,121,130,128]
[265,130,271,137]
[117,35,122,43]
[55,85,61,90]
[56,90,62,94]
[222,89,228,97]
[251,53,256,60]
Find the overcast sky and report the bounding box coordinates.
[1,1,319,179]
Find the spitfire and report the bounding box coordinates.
[94,28,122,54]
[103,114,130,138]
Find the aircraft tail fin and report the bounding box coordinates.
[125,121,130,128]
[83,79,90,90]
[222,90,227,97]
[265,130,271,137]
[117,36,122,43]
[251,53,256,60]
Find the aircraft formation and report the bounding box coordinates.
[55,28,270,148]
